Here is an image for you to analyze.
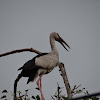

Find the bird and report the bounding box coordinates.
[14,32,70,100]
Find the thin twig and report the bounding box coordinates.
[57,82,60,100]
[71,84,81,93]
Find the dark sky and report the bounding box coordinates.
[0,0,100,99]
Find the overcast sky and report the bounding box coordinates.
[0,0,100,99]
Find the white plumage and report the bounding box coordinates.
[35,52,59,69]
[14,32,70,100]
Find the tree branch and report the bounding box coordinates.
[0,48,42,57]
[58,63,72,99]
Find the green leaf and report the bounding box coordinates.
[83,97,89,100]
[25,89,29,92]
[2,90,8,93]
[31,96,35,99]
[1,95,6,99]
[75,89,82,94]
[91,97,99,100]
[27,97,30,100]
[36,95,40,100]
[54,95,57,98]
[35,88,39,90]
[62,96,68,100]
[86,90,89,95]
[17,91,22,94]
[74,85,76,88]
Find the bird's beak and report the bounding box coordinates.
[59,36,70,51]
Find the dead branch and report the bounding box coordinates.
[58,63,72,99]
[0,48,42,57]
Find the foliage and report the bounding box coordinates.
[50,84,100,100]
[0,89,41,100]
[0,84,100,100]
[84,91,99,100]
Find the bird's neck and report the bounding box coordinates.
[50,37,59,56]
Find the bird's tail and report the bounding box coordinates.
[27,68,38,84]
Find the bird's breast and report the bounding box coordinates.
[35,54,59,69]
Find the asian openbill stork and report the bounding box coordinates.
[14,32,70,100]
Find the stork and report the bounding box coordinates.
[14,32,70,100]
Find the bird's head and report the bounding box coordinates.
[50,32,70,51]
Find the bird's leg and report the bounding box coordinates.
[36,74,45,100]
[40,77,42,88]
[37,74,42,89]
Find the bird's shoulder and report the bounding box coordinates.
[34,53,48,59]
[35,52,59,60]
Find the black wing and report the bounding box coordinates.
[18,53,48,71]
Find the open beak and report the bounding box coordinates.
[59,36,70,51]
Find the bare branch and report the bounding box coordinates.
[58,62,72,99]
[0,48,42,57]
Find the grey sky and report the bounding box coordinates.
[0,0,100,99]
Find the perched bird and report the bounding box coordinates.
[14,32,70,100]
